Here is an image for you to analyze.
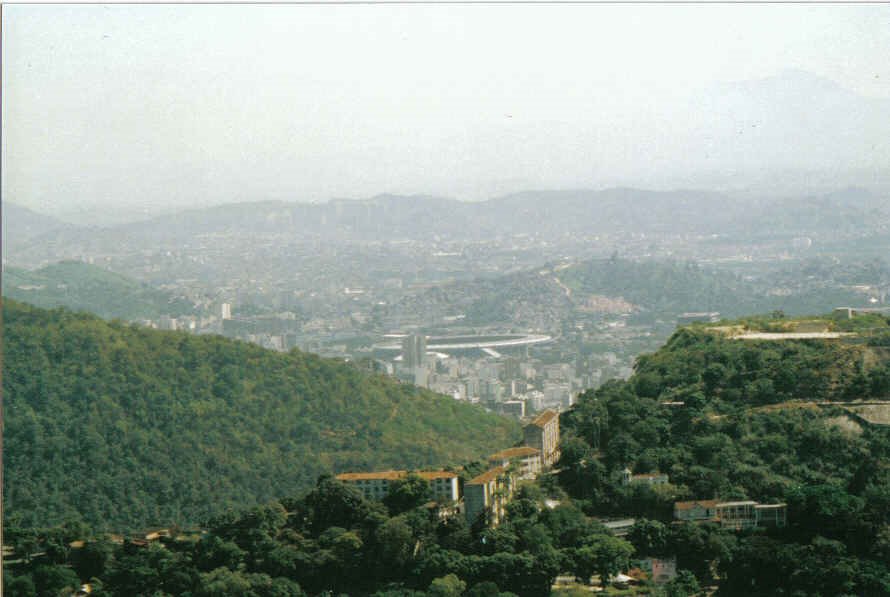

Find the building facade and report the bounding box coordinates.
[523,410,560,468]
[621,468,669,485]
[464,467,515,527]
[401,334,427,370]
[335,470,460,504]
[487,446,542,479]
[674,499,787,529]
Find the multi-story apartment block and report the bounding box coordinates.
[523,409,560,468]
[487,446,542,479]
[464,466,515,527]
[335,470,460,504]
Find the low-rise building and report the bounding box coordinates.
[715,501,758,530]
[336,470,460,504]
[488,446,542,479]
[673,500,719,522]
[673,499,787,529]
[754,503,788,528]
[621,468,669,486]
[464,466,515,527]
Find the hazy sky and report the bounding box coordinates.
[4,3,890,218]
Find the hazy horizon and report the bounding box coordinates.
[4,4,890,223]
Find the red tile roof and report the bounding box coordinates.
[336,470,457,481]
[528,409,558,428]
[488,446,541,460]
[674,499,718,511]
[467,466,507,485]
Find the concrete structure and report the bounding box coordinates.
[464,466,514,527]
[754,503,788,528]
[674,499,786,529]
[677,312,720,325]
[834,306,890,319]
[645,557,677,584]
[715,501,758,530]
[499,399,526,419]
[401,334,427,370]
[523,409,560,468]
[601,518,636,537]
[673,500,719,522]
[336,470,459,504]
[487,446,542,479]
[221,303,232,320]
[621,468,669,486]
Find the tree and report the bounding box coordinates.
[72,538,115,580]
[32,564,81,597]
[374,516,415,573]
[384,474,431,515]
[571,535,633,587]
[627,518,668,557]
[428,573,467,597]
[662,569,700,597]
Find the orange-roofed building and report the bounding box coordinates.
[335,470,460,504]
[464,466,515,527]
[523,409,560,468]
[673,499,719,522]
[488,446,542,479]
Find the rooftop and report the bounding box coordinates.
[674,499,718,511]
[467,466,507,485]
[528,409,558,428]
[489,446,541,460]
[336,470,458,481]
[633,472,668,479]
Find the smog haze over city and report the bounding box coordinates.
[4,4,890,595]
[5,4,890,222]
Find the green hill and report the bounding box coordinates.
[2,261,196,321]
[558,314,890,594]
[2,300,519,530]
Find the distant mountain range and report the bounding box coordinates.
[2,202,72,258]
[5,185,889,268]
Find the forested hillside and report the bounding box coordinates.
[6,313,890,597]
[560,316,890,595]
[2,300,519,530]
[2,261,196,320]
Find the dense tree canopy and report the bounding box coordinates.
[3,299,519,530]
[559,319,890,594]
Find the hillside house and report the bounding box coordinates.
[621,468,669,485]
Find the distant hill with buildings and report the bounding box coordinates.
[6,187,889,267]
[2,299,520,530]
[387,256,874,329]
[2,260,196,320]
